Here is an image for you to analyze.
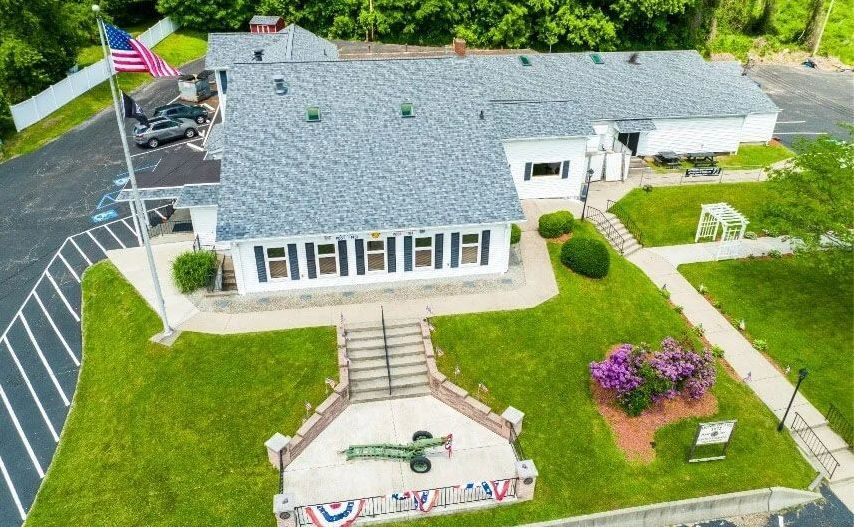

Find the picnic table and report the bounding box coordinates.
[654,151,681,169]
[686,152,717,167]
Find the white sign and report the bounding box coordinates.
[696,420,736,445]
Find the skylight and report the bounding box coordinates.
[400,102,414,118]
[273,76,288,95]
[519,55,532,66]
[306,106,321,122]
[590,53,604,64]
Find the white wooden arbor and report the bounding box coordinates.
[695,203,749,260]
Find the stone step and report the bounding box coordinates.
[346,333,423,351]
[346,319,421,331]
[351,384,432,403]
[346,325,421,342]
[350,363,428,382]
[810,423,852,453]
[349,354,426,372]
[348,343,424,361]
[350,374,428,395]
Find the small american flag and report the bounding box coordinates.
[104,23,180,77]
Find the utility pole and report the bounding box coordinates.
[811,0,835,55]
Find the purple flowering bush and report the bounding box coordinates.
[590,338,716,416]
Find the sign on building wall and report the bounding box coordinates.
[689,420,737,462]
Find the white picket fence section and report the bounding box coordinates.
[10,17,180,132]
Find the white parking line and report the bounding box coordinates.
[0,455,26,520]
[102,223,126,248]
[0,384,45,478]
[2,337,59,442]
[18,314,70,407]
[33,292,79,367]
[45,271,80,322]
[120,218,137,236]
[56,254,80,283]
[85,231,108,256]
[68,238,92,266]
[776,120,806,124]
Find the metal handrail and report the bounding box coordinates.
[606,199,644,246]
[380,306,392,396]
[585,205,626,254]
[294,478,517,526]
[509,426,525,461]
[826,404,853,447]
[207,254,224,293]
[791,412,840,479]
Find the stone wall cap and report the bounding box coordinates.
[516,459,538,478]
[274,492,296,513]
[265,432,290,452]
[502,406,524,423]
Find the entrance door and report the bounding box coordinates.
[617,132,640,155]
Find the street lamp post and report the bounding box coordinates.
[580,169,594,220]
[777,368,808,432]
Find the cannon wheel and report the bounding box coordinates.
[410,455,431,473]
[412,431,433,441]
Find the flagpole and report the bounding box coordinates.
[94,5,173,338]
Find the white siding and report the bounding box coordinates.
[188,206,218,247]
[636,116,745,155]
[740,112,778,143]
[230,223,512,294]
[503,137,588,199]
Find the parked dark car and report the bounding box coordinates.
[153,102,209,124]
[133,117,198,148]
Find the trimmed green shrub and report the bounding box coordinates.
[172,250,217,293]
[510,223,522,244]
[538,211,574,238]
[560,237,610,278]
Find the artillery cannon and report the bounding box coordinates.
[341,431,451,473]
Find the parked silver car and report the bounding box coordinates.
[133,117,198,148]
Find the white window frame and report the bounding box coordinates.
[265,246,289,281]
[315,242,339,277]
[365,239,386,273]
[530,161,563,179]
[414,236,433,270]
[459,232,480,266]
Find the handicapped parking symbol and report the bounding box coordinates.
[91,209,118,223]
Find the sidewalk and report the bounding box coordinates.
[627,247,854,511]
[648,237,794,265]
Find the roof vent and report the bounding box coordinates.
[273,75,288,95]
[400,102,414,118]
[628,52,640,64]
[254,48,264,61]
[590,53,604,65]
[479,109,484,120]
[306,106,321,122]
[519,55,532,66]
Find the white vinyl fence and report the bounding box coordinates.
[10,17,180,132]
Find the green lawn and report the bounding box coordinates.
[680,252,854,426]
[388,224,813,527]
[1,29,207,161]
[25,262,337,527]
[611,182,779,246]
[717,144,793,169]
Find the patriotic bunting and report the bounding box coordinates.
[305,500,364,527]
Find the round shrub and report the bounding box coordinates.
[510,223,521,244]
[172,250,217,293]
[561,237,610,278]
[538,210,574,238]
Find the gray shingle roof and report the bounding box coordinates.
[175,184,220,208]
[615,119,657,133]
[206,24,338,70]
[204,122,224,158]
[249,15,282,25]
[216,50,778,241]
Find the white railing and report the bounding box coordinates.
[9,17,180,132]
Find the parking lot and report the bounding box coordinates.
[749,65,854,147]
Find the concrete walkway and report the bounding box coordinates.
[627,247,854,511]
[648,237,795,266]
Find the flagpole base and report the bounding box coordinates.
[150,328,180,346]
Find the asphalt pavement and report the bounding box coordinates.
[748,64,854,147]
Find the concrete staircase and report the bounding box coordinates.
[599,210,642,256]
[791,421,854,508]
[345,320,430,403]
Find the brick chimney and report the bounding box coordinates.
[453,38,467,57]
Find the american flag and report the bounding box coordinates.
[104,23,180,77]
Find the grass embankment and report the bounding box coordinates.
[387,224,814,527]
[1,29,207,161]
[681,252,854,425]
[25,262,337,526]
[611,182,778,246]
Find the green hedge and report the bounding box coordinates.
[538,211,575,238]
[560,237,610,278]
[172,250,217,293]
[510,224,522,244]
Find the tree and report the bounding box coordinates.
[155,0,253,30]
[762,129,854,272]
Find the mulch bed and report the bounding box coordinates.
[591,382,718,463]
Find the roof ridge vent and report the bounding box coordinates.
[628,52,640,64]
[273,75,288,95]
